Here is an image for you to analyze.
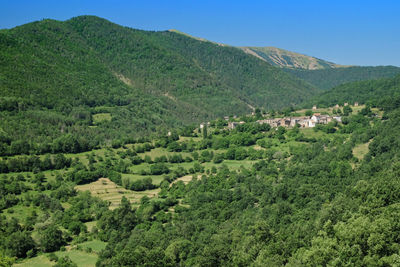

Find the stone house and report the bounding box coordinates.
[333,116,342,122]
[228,121,245,130]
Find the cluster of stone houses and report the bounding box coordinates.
[256,113,342,129]
[226,113,342,130]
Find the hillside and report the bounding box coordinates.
[240,46,343,70]
[4,91,400,266]
[148,30,400,92]
[286,66,400,90]
[0,16,314,156]
[309,74,400,107]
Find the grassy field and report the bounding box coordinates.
[14,246,102,267]
[84,221,97,232]
[296,104,366,116]
[170,175,201,187]
[300,128,327,139]
[75,178,160,209]
[142,147,192,160]
[77,240,107,253]
[14,254,54,267]
[203,160,256,170]
[178,136,202,142]
[3,205,37,222]
[92,113,112,124]
[353,142,370,160]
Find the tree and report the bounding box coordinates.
[39,224,65,252]
[53,256,77,267]
[150,163,169,175]
[203,124,208,139]
[165,239,192,264]
[343,105,353,116]
[0,253,14,267]
[4,231,35,258]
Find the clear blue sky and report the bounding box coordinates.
[1,0,399,66]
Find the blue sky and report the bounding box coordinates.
[1,0,399,66]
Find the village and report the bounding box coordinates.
[221,102,359,130]
[198,102,361,131]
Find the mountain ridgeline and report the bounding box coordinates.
[0,15,313,155]
[241,46,343,70]
[240,47,400,90]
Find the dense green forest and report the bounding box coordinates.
[3,14,400,267]
[308,74,400,108]
[285,66,400,90]
[2,93,400,266]
[0,15,315,157]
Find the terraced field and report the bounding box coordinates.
[75,178,160,209]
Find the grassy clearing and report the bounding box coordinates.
[92,113,112,124]
[143,147,191,160]
[85,221,97,232]
[78,240,107,253]
[353,142,370,160]
[296,105,366,116]
[204,160,256,170]
[3,205,37,222]
[178,136,202,142]
[14,249,98,267]
[170,175,200,187]
[56,250,98,267]
[75,178,160,209]
[14,255,53,267]
[300,128,326,139]
[296,107,333,116]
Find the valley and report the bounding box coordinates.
[2,102,393,266]
[1,13,400,267]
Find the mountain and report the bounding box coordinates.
[150,30,400,91]
[309,73,400,107]
[285,66,400,90]
[240,47,400,90]
[240,46,344,70]
[0,15,314,155]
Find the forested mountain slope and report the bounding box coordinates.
[309,74,400,107]
[286,66,400,90]
[92,95,400,266]
[0,15,313,156]
[167,30,400,91]
[4,88,400,266]
[142,30,314,109]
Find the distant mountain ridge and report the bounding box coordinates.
[166,30,345,70]
[240,46,345,70]
[168,30,400,91]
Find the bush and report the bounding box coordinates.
[150,163,170,175]
[48,253,58,262]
